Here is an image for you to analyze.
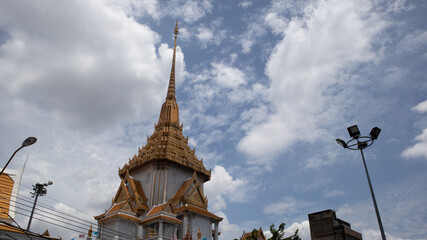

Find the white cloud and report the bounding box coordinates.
[411,99,427,113]
[362,229,416,240]
[402,100,427,159]
[216,211,244,240]
[195,21,227,48]
[402,128,427,159]
[239,0,253,9]
[212,62,245,88]
[239,0,308,53]
[196,27,213,42]
[174,0,213,23]
[0,0,187,131]
[263,197,312,216]
[396,29,427,54]
[122,0,213,23]
[0,0,186,237]
[238,0,385,165]
[284,221,311,240]
[239,22,267,54]
[178,27,191,42]
[107,0,159,19]
[205,165,250,212]
[196,27,214,48]
[323,189,346,198]
[264,12,288,35]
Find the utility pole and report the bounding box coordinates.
[27,180,53,231]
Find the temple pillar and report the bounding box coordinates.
[183,213,188,238]
[159,221,163,240]
[214,222,218,240]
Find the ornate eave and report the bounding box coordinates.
[137,172,221,226]
[175,204,222,221]
[94,171,149,222]
[168,171,208,209]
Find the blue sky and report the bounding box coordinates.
[0,0,426,239]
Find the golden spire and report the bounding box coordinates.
[119,22,211,182]
[167,21,179,101]
[158,22,180,125]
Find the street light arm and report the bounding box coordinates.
[0,145,24,176]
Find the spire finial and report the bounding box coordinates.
[174,20,179,36]
[167,21,179,101]
[158,22,180,125]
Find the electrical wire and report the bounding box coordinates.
[1,206,135,240]
[18,184,96,219]
[0,191,138,240]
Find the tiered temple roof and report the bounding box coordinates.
[119,22,210,182]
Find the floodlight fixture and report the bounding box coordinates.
[370,127,381,140]
[347,125,360,138]
[336,139,347,148]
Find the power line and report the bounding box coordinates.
[1,181,142,240]
[18,184,96,219]
[1,206,135,240]
[0,191,138,240]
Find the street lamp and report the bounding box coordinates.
[0,137,37,176]
[336,125,386,240]
[27,180,53,231]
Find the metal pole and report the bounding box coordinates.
[359,148,386,240]
[0,146,24,176]
[27,186,41,231]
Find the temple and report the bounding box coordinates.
[94,22,222,240]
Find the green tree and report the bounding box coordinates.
[267,223,301,240]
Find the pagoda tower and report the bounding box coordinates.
[95,22,222,240]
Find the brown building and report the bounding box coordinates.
[240,227,266,240]
[308,209,362,240]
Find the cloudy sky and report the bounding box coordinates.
[0,0,426,239]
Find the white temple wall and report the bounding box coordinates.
[118,219,139,240]
[132,164,154,205]
[193,214,213,240]
[132,162,205,207]
[166,164,194,200]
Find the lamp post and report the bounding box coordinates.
[0,137,37,176]
[336,125,386,240]
[27,180,53,231]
